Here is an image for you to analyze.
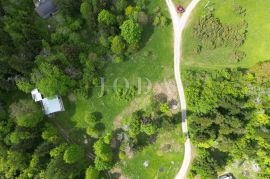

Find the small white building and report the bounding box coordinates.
[31,89,65,116]
[31,89,43,102]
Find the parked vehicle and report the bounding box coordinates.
[218,173,233,179]
[176,5,185,13]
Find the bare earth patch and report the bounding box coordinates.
[113,80,179,129]
[110,167,130,179]
[113,95,151,129]
[154,80,178,101]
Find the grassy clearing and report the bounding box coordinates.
[182,0,270,70]
[221,160,259,179]
[61,0,175,133]
[52,1,185,176]
[117,126,185,179]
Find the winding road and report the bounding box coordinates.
[165,0,201,178]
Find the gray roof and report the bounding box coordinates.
[34,0,58,19]
[42,96,65,115]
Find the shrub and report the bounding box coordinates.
[86,127,99,138]
[120,20,142,44]
[230,50,246,62]
[98,10,116,26]
[233,4,246,16]
[119,151,126,160]
[85,166,99,179]
[114,56,124,63]
[111,36,125,55]
[63,144,84,164]
[115,86,137,101]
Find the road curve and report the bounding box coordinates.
[165,0,201,178]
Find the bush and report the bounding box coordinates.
[193,45,202,55]
[98,10,116,26]
[119,151,126,160]
[85,166,99,179]
[84,112,98,126]
[127,42,140,54]
[233,4,246,16]
[9,99,43,128]
[114,56,124,63]
[63,144,84,164]
[111,36,125,55]
[120,20,142,44]
[230,50,246,62]
[115,86,137,101]
[86,127,100,138]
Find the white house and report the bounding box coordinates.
[31,89,65,116]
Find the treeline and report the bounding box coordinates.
[185,65,270,178]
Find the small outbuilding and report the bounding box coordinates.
[33,0,58,19]
[31,89,65,116]
[42,96,65,115]
[31,88,43,102]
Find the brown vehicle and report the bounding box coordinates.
[176,5,185,13]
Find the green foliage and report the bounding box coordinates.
[80,2,91,20]
[98,10,116,26]
[187,66,270,176]
[152,8,168,27]
[63,144,84,164]
[94,139,113,161]
[86,127,100,138]
[140,124,156,135]
[191,150,219,178]
[115,86,137,101]
[128,118,141,138]
[104,132,112,144]
[119,151,126,160]
[16,78,33,93]
[84,112,98,125]
[42,123,59,143]
[111,36,126,55]
[160,103,170,113]
[9,129,32,144]
[114,0,128,12]
[230,50,246,62]
[93,138,113,171]
[94,157,113,171]
[50,143,68,158]
[9,99,43,128]
[85,166,99,179]
[114,56,124,63]
[120,20,143,44]
[32,62,75,97]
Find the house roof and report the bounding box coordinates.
[31,89,43,102]
[42,96,65,115]
[34,0,58,19]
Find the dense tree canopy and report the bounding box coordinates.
[63,144,85,164]
[9,99,43,128]
[120,19,143,44]
[186,67,270,177]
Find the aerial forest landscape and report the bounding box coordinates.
[0,0,270,179]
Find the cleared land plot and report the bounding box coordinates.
[182,0,270,69]
[116,127,185,179]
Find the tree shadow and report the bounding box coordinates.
[92,111,103,121]
[140,23,154,49]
